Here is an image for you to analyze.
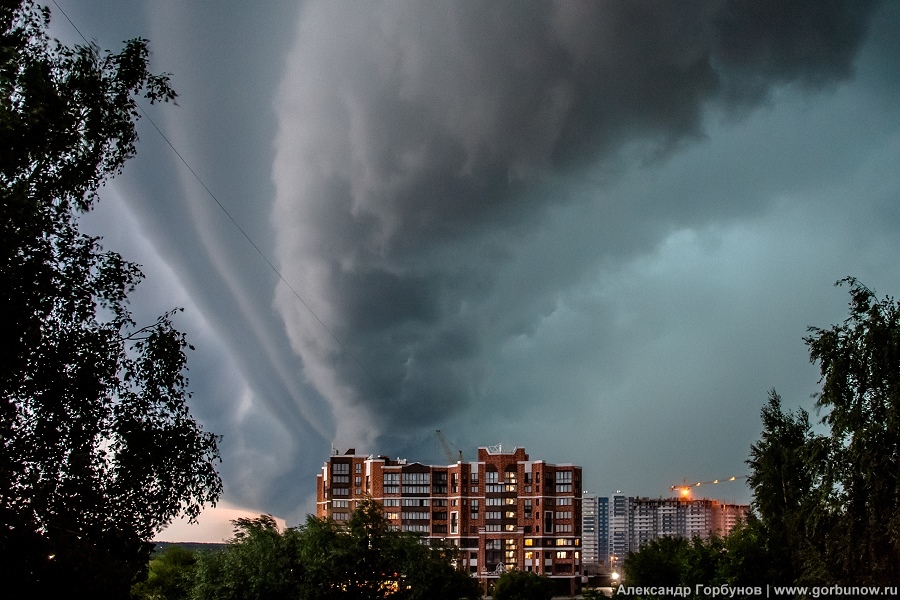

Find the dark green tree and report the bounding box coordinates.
[191,515,304,600]
[805,277,900,584]
[491,569,554,600]
[746,391,824,584]
[193,500,478,600]
[623,536,691,594]
[716,515,777,588]
[745,278,900,585]
[0,1,221,597]
[132,545,199,600]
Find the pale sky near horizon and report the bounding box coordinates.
[49,0,900,542]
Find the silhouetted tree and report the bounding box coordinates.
[491,569,554,600]
[805,277,900,584]
[132,545,199,600]
[746,278,900,585]
[192,499,479,600]
[0,2,220,596]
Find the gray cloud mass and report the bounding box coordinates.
[54,0,900,531]
[271,0,883,446]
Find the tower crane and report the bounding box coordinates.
[435,429,463,463]
[671,475,748,497]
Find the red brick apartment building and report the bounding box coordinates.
[316,445,583,595]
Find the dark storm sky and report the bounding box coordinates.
[54,0,900,540]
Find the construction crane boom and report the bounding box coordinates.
[671,475,748,494]
[435,429,463,463]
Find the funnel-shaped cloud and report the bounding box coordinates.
[271,0,879,448]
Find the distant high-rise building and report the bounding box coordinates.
[597,496,610,570]
[581,494,610,574]
[609,493,629,574]
[595,493,750,573]
[582,494,599,569]
[316,445,584,595]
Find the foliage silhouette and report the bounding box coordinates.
[0,1,220,596]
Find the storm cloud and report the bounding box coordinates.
[54,0,900,534]
[271,0,882,447]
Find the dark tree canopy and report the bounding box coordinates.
[0,1,220,596]
[190,499,480,600]
[746,278,900,585]
[491,569,554,600]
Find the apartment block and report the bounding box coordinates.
[592,494,749,573]
[316,445,583,595]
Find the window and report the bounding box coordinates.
[433,499,447,507]
[556,551,570,559]
[403,472,431,484]
[505,511,516,519]
[557,498,572,506]
[385,511,399,520]
[332,475,349,483]
[486,471,499,484]
[402,472,430,494]
[402,524,430,533]
[524,500,533,518]
[333,500,349,508]
[487,498,502,506]
[505,470,517,485]
[555,538,572,546]
[485,524,501,532]
[333,463,349,474]
[450,511,459,534]
[485,539,501,550]
[471,500,479,519]
[401,511,430,520]
[383,498,399,507]
[470,473,479,484]
[333,487,349,496]
[555,511,572,520]
[486,511,501,520]
[402,498,430,506]
[504,497,516,505]
[355,463,361,473]
[384,472,400,494]
[556,471,572,493]
[505,524,517,531]
[433,511,447,520]
[525,551,534,559]
[556,524,573,532]
[333,512,349,521]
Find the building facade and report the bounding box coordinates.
[317,445,583,594]
[599,494,750,572]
